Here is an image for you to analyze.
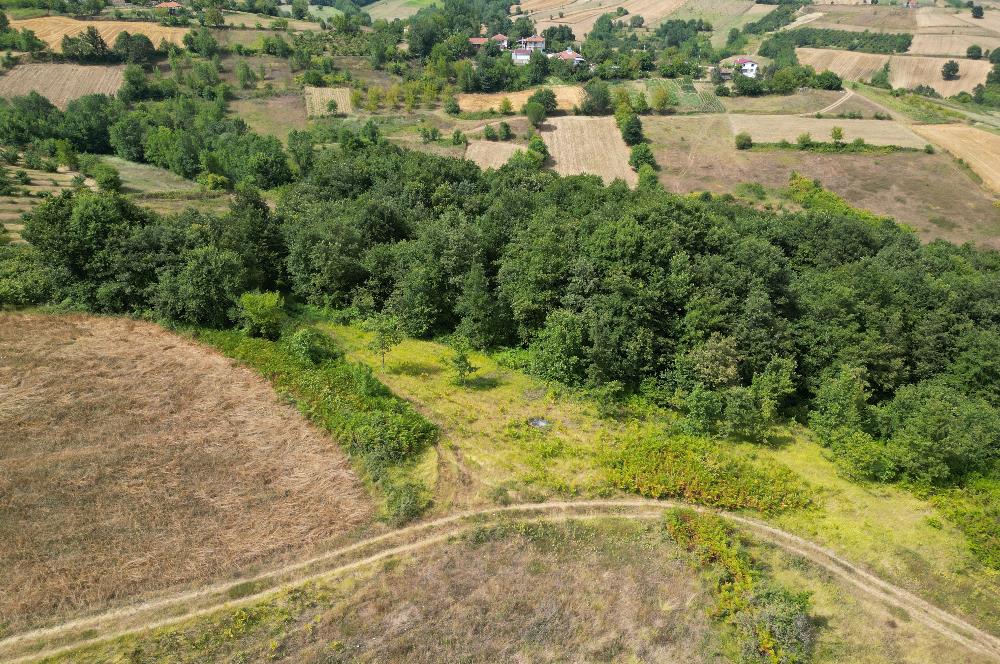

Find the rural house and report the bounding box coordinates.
[734,57,758,78]
[511,48,533,65]
[469,34,509,49]
[518,34,546,51]
[153,0,182,13]
[551,48,585,66]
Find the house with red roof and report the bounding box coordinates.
[469,33,509,49]
[550,48,585,66]
[154,0,182,12]
[733,57,758,78]
[517,34,546,51]
[511,48,533,65]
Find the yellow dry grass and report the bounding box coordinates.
[521,0,686,35]
[456,84,583,113]
[0,313,373,634]
[304,85,352,116]
[10,16,188,50]
[912,124,1000,194]
[541,115,637,185]
[463,139,522,169]
[0,63,124,109]
[796,48,993,96]
[909,33,1000,56]
[728,114,926,147]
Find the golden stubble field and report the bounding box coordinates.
[464,139,523,169]
[728,114,926,147]
[0,314,373,634]
[304,85,353,116]
[10,16,188,50]
[540,115,637,185]
[519,0,686,35]
[0,63,123,109]
[457,84,584,113]
[912,123,1000,194]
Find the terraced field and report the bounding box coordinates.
[9,16,187,50]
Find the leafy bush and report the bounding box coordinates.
[0,245,57,305]
[735,132,753,150]
[285,326,344,364]
[628,143,657,170]
[238,290,286,340]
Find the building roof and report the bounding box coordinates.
[468,37,489,45]
[155,1,182,7]
[520,35,545,43]
[554,48,583,61]
[491,33,507,40]
[511,48,533,56]
[734,57,756,65]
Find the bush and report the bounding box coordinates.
[526,87,558,114]
[285,326,343,364]
[238,290,286,340]
[735,132,753,150]
[498,121,512,140]
[628,143,657,170]
[483,124,498,141]
[0,245,57,306]
[524,101,546,127]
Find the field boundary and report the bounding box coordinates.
[4,499,999,663]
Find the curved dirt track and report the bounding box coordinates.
[3,499,999,663]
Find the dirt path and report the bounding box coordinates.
[4,499,999,663]
[808,88,854,116]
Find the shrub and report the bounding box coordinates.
[238,290,286,340]
[498,121,512,140]
[526,87,558,114]
[483,124,498,141]
[285,326,343,364]
[524,101,546,127]
[443,96,460,115]
[735,132,753,150]
[628,142,657,170]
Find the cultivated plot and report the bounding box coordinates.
[0,314,373,633]
[912,123,1000,194]
[796,48,993,96]
[364,0,438,21]
[520,0,686,36]
[230,94,307,142]
[540,115,637,185]
[0,63,123,109]
[728,114,926,147]
[9,16,187,50]
[909,33,1000,57]
[464,139,522,169]
[304,85,353,116]
[456,84,583,113]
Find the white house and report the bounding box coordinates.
[734,57,758,78]
[511,48,533,65]
[518,34,546,51]
[550,48,585,66]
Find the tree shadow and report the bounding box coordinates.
[463,374,503,391]
[390,361,443,377]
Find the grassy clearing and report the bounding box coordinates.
[229,95,308,143]
[364,0,438,21]
[0,314,373,635]
[127,190,232,216]
[99,156,198,194]
[853,83,967,123]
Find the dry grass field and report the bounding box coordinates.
[909,33,1000,57]
[0,314,373,633]
[644,115,1000,248]
[230,94,307,142]
[364,0,438,21]
[520,0,686,35]
[221,10,320,30]
[464,139,522,169]
[798,5,918,32]
[722,88,845,115]
[9,16,187,50]
[912,124,1000,194]
[304,85,352,116]
[0,63,123,109]
[540,116,637,185]
[457,84,584,113]
[670,0,776,45]
[728,114,926,147]
[796,48,993,96]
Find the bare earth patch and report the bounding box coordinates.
[541,115,637,185]
[0,314,373,634]
[0,63,124,109]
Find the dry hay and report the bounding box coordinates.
[457,84,583,113]
[10,16,187,50]
[222,9,321,30]
[909,33,1000,56]
[464,139,522,169]
[521,0,686,35]
[540,115,637,185]
[304,85,353,116]
[0,63,123,109]
[796,48,992,96]
[912,124,1000,194]
[0,314,373,633]
[800,5,919,32]
[728,114,926,148]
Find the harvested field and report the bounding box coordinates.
[457,84,583,113]
[0,314,373,633]
[909,33,1000,57]
[364,0,437,21]
[464,139,522,169]
[796,48,993,96]
[304,85,352,116]
[722,88,845,115]
[0,63,123,109]
[9,16,187,50]
[540,115,637,185]
[645,114,1000,248]
[728,114,925,147]
[670,0,776,45]
[230,94,307,142]
[225,9,321,30]
[520,0,686,35]
[798,5,918,32]
[912,124,1000,194]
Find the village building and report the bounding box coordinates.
[518,34,546,51]
[511,48,533,65]
[154,0,182,13]
[734,57,758,78]
[469,34,509,49]
[550,48,585,66]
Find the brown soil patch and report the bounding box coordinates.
[540,115,637,185]
[0,314,372,634]
[0,64,124,109]
[10,16,187,50]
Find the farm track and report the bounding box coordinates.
[4,499,999,663]
[808,89,854,116]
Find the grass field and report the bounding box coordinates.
[456,84,584,113]
[230,94,307,143]
[221,54,295,91]
[9,16,187,50]
[128,190,232,216]
[363,0,438,21]
[304,85,353,116]
[798,4,919,32]
[642,115,1000,248]
[728,114,926,147]
[670,0,776,46]
[100,156,199,194]
[541,115,637,185]
[0,314,373,634]
[221,10,319,30]
[912,123,1000,194]
[722,87,845,115]
[0,63,123,109]
[519,0,686,35]
[0,160,92,242]
[464,139,522,169]
[796,48,993,96]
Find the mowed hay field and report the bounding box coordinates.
[10,16,187,50]
[0,63,123,109]
[913,124,1000,194]
[0,314,373,633]
[541,116,637,185]
[457,84,583,113]
[520,0,686,35]
[464,139,522,169]
[796,48,993,96]
[304,85,352,116]
[364,0,437,21]
[728,114,926,148]
[909,33,1000,57]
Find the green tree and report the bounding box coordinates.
[448,337,477,384]
[735,132,753,150]
[524,101,546,127]
[619,112,643,145]
[830,126,844,146]
[499,97,513,115]
[972,5,984,19]
[291,0,309,19]
[580,80,611,115]
[366,312,404,369]
[967,44,983,59]
[526,87,558,114]
[628,142,656,170]
[942,60,960,80]
[236,60,257,89]
[238,290,286,339]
